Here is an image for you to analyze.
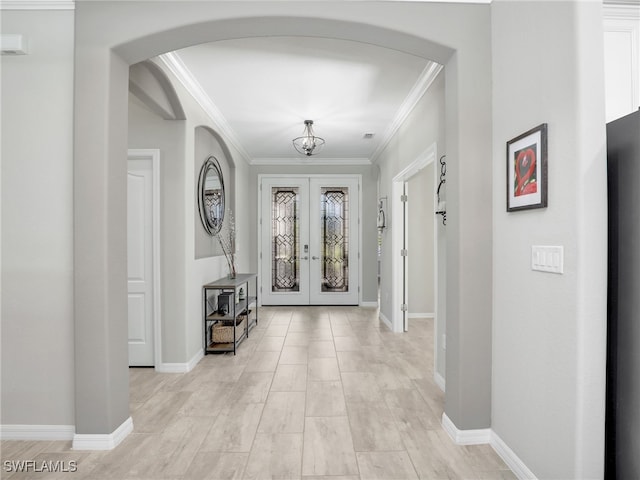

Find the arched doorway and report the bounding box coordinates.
[73,4,493,446]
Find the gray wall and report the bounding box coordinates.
[407,163,435,316]
[1,10,76,427]
[377,70,447,384]
[194,126,233,260]
[128,93,188,364]
[491,1,607,478]
[129,58,250,366]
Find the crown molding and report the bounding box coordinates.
[604,0,640,5]
[0,0,74,9]
[158,52,253,165]
[604,2,640,18]
[251,157,371,166]
[370,61,443,164]
[160,52,442,168]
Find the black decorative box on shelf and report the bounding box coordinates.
[216,291,233,315]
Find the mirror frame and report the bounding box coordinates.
[197,156,225,236]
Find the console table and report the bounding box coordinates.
[202,273,258,355]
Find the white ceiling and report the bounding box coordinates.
[163,36,441,165]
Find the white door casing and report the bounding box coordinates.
[127,149,161,367]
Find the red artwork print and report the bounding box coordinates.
[514,146,537,197]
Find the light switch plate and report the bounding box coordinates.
[531,245,564,274]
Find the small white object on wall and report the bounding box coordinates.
[0,34,28,55]
[531,245,564,274]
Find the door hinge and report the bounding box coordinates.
[401,194,408,202]
[260,252,262,260]
[401,304,408,312]
[401,249,408,256]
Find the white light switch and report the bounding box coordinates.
[531,245,564,274]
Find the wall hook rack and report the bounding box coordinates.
[377,196,387,232]
[435,155,447,225]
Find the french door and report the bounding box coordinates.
[260,176,360,305]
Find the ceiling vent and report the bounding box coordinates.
[363,133,375,139]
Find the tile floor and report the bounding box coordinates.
[1,306,516,479]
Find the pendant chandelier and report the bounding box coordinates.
[292,119,325,156]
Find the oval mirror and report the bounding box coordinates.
[197,156,225,235]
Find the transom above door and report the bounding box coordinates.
[260,175,360,305]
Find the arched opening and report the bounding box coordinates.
[73,5,493,447]
[129,59,186,120]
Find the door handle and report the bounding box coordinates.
[301,256,309,260]
[312,256,320,260]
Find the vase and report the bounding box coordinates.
[227,256,237,279]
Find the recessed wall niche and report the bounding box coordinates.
[194,126,235,259]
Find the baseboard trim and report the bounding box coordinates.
[441,412,491,445]
[434,371,446,392]
[441,413,537,480]
[379,311,393,331]
[490,431,538,480]
[0,424,75,441]
[360,301,378,308]
[72,416,133,451]
[156,349,203,373]
[408,312,434,319]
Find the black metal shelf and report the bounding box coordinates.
[202,274,258,355]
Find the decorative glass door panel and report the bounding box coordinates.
[272,188,300,292]
[320,188,349,293]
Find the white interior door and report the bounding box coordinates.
[127,158,155,366]
[260,175,359,306]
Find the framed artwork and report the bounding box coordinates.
[506,123,548,212]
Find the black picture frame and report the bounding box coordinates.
[506,123,548,212]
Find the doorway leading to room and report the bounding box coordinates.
[260,175,361,306]
[390,144,439,333]
[127,149,161,368]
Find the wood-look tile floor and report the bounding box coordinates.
[1,306,516,480]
